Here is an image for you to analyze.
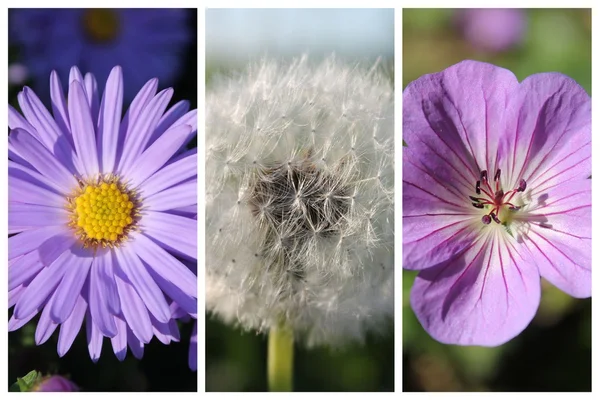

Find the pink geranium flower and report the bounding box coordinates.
[403,60,591,346]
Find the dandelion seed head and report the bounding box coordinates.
[206,55,394,346]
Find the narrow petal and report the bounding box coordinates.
[410,232,541,346]
[35,293,59,345]
[118,88,174,174]
[68,80,100,176]
[69,66,84,85]
[110,315,128,361]
[8,129,78,192]
[149,99,190,146]
[127,328,145,360]
[97,66,124,173]
[151,315,180,345]
[8,225,66,260]
[84,73,100,124]
[126,124,192,188]
[141,211,197,260]
[9,251,45,291]
[139,150,196,197]
[89,251,118,336]
[50,251,93,323]
[9,203,69,233]
[8,104,35,132]
[50,70,72,137]
[132,233,197,298]
[9,173,65,207]
[115,275,153,343]
[9,310,38,331]
[189,321,197,371]
[86,313,104,362]
[9,285,26,308]
[144,180,197,211]
[13,246,74,319]
[149,268,197,317]
[57,294,87,357]
[114,245,171,323]
[9,160,68,197]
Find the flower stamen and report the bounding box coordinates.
[469,168,526,225]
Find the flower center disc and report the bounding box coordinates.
[82,9,120,43]
[71,181,135,245]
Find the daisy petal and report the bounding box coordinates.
[35,293,59,345]
[57,294,87,357]
[110,315,128,361]
[139,150,196,197]
[86,314,104,363]
[8,128,78,193]
[141,211,196,260]
[68,80,100,176]
[145,180,197,211]
[84,73,100,123]
[97,66,124,173]
[50,249,93,323]
[8,225,67,260]
[127,328,145,359]
[115,245,171,323]
[89,252,118,336]
[127,124,192,188]
[410,233,541,346]
[150,99,190,145]
[9,172,65,207]
[119,88,174,174]
[9,203,69,233]
[50,70,71,136]
[115,275,153,343]
[9,251,45,291]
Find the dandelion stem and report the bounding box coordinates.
[267,321,294,391]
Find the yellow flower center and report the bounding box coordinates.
[69,179,137,247]
[82,9,120,43]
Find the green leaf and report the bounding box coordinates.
[15,370,41,392]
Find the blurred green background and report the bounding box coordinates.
[403,8,591,392]
[205,8,394,392]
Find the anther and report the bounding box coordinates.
[480,170,488,181]
[518,179,527,192]
[475,180,481,195]
[472,203,484,209]
[491,213,501,224]
[494,169,501,181]
[469,196,480,202]
[482,215,492,225]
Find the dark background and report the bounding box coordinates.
[8,9,198,391]
[403,8,591,392]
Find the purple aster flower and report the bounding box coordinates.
[8,65,197,361]
[9,8,191,102]
[455,9,526,53]
[34,375,79,392]
[403,60,590,346]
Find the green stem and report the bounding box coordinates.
[267,322,294,391]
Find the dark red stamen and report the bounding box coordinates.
[469,172,527,225]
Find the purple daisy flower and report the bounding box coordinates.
[9,8,191,102]
[8,65,198,361]
[455,9,526,53]
[403,60,590,346]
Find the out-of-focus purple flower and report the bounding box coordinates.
[34,375,79,392]
[8,63,29,86]
[403,60,590,346]
[455,9,526,53]
[8,65,197,362]
[9,8,191,102]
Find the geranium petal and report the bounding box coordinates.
[410,232,541,346]
[518,180,591,298]
[505,72,591,190]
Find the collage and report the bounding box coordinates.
[3,4,593,394]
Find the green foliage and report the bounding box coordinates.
[10,370,41,392]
